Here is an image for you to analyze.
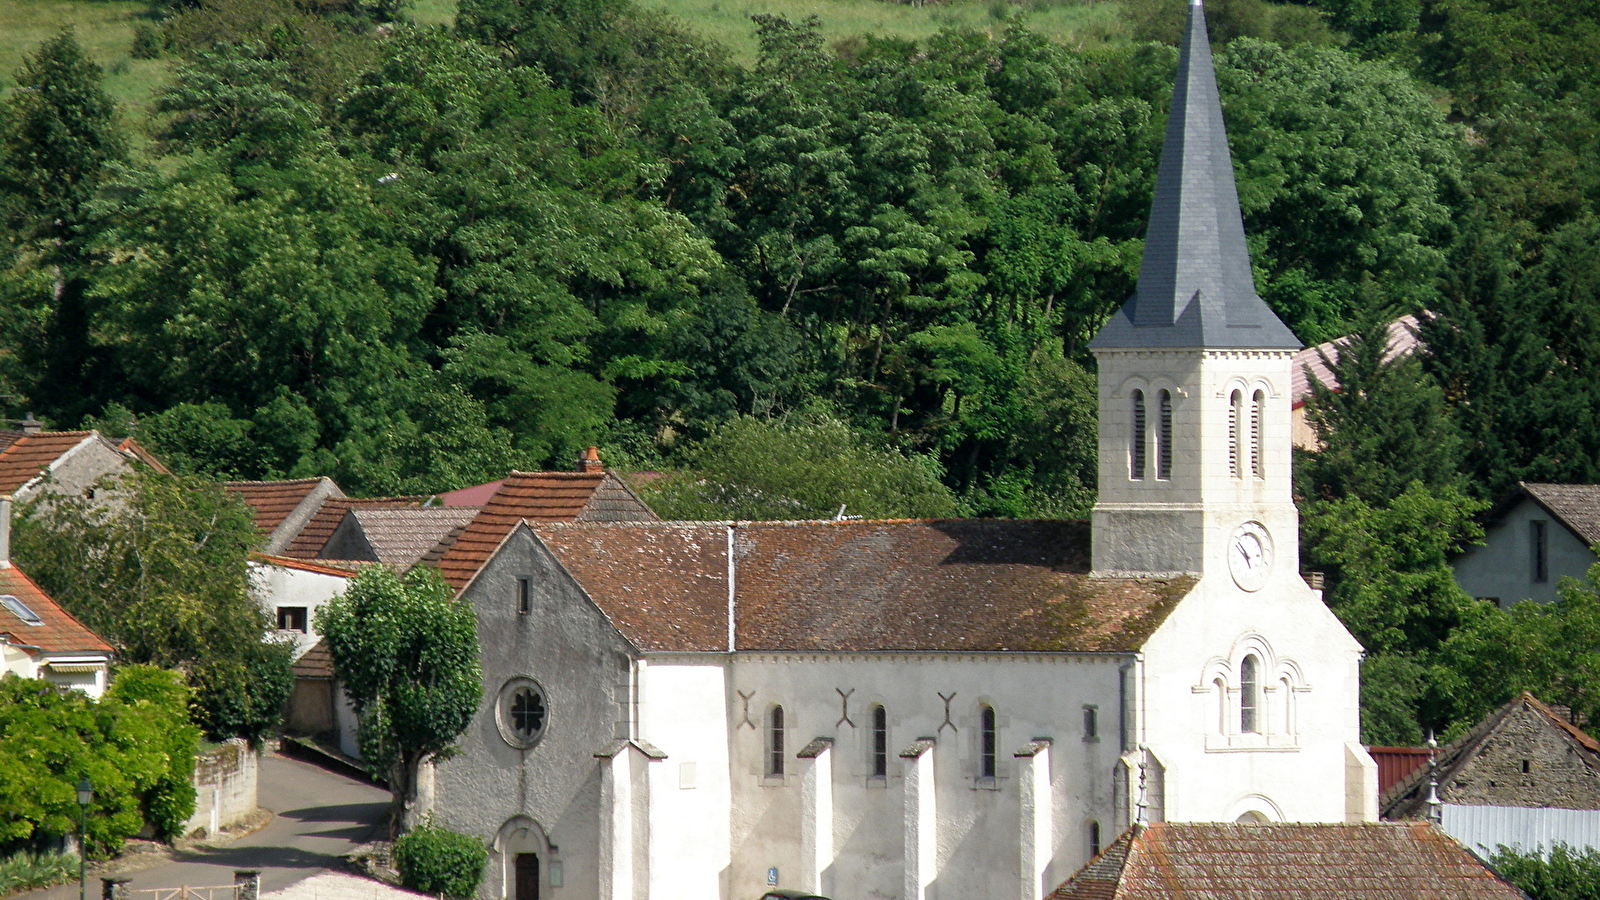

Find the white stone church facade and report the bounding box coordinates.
[429,2,1378,897]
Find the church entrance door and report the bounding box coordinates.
[515,853,539,900]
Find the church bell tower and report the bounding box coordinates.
[1089,0,1303,586]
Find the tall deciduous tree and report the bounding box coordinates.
[11,469,292,743]
[318,567,482,833]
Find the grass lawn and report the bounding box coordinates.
[0,0,170,137]
[641,0,1128,61]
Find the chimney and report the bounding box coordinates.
[19,413,40,435]
[578,446,603,473]
[0,495,11,568]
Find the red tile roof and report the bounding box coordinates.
[527,520,1191,653]
[252,553,362,578]
[281,496,426,560]
[342,507,481,567]
[434,472,658,591]
[435,480,504,508]
[1049,822,1525,900]
[224,478,337,537]
[0,564,113,655]
[0,432,97,494]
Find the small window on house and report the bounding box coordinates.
[768,706,786,777]
[276,606,308,633]
[517,576,531,614]
[1250,390,1265,478]
[1131,391,1147,480]
[1157,390,1173,480]
[1240,655,1260,734]
[1088,821,1102,858]
[1228,390,1243,478]
[871,705,888,778]
[1,595,43,627]
[980,705,998,779]
[1522,759,1531,774]
[1083,705,1099,741]
[1531,520,1549,583]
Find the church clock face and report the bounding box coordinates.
[1227,521,1274,592]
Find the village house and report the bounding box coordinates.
[1453,483,1600,607]
[1385,693,1600,857]
[424,3,1376,897]
[0,495,113,697]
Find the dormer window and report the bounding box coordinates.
[1131,390,1147,480]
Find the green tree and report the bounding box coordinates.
[11,469,292,743]
[0,29,129,423]
[1298,316,1463,506]
[1492,843,1600,900]
[318,567,482,833]
[641,405,961,520]
[0,666,198,854]
[1430,564,1600,733]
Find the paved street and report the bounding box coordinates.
[24,753,391,900]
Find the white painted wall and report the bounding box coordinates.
[637,658,733,900]
[247,561,349,659]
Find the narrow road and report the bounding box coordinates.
[24,753,390,900]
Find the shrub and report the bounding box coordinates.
[131,23,164,59]
[394,826,487,900]
[0,851,77,895]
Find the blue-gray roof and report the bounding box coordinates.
[1090,0,1301,351]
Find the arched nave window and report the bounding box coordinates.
[980,705,998,778]
[1228,390,1243,478]
[768,706,786,776]
[1250,389,1265,478]
[1213,677,1228,734]
[1131,390,1147,480]
[1157,390,1173,480]
[1088,821,1102,858]
[871,705,888,778]
[1240,655,1260,733]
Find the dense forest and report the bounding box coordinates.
[3,0,1600,743]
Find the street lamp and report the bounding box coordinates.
[77,778,92,900]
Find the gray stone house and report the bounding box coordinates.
[1453,483,1600,606]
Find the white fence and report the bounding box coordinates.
[1442,804,1600,857]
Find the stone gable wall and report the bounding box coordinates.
[1446,706,1600,809]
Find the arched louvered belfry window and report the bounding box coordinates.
[1131,390,1147,480]
[980,705,998,778]
[1157,389,1173,480]
[1240,656,1260,734]
[1228,390,1243,478]
[768,706,786,776]
[871,704,888,777]
[1251,389,1265,478]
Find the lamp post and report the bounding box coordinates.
[77,778,93,900]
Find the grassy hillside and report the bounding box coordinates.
[640,0,1129,60]
[0,0,168,134]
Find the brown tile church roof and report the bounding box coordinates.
[527,520,1191,654]
[1048,822,1525,900]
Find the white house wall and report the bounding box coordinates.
[247,561,349,659]
[700,653,1127,900]
[635,658,732,900]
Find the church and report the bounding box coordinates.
[428,1,1376,897]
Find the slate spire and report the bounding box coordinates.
[1090,0,1300,350]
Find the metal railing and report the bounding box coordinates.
[132,886,242,900]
